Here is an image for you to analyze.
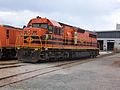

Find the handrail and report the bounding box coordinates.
[38,36,43,51]
[15,34,22,48]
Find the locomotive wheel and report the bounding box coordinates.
[39,51,49,61]
[17,49,24,61]
[54,51,63,60]
[30,51,41,63]
[59,52,64,60]
[90,51,96,58]
[64,52,69,60]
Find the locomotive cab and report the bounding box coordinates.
[22,17,62,47]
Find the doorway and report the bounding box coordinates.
[98,40,103,50]
[107,42,114,51]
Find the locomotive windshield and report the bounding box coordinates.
[32,23,48,29]
[32,23,53,32]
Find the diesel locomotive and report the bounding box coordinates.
[16,16,99,62]
[0,25,22,59]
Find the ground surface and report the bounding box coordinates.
[1,53,120,90]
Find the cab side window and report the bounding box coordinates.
[53,27,61,35]
[53,27,57,35]
[48,26,53,31]
[57,28,61,35]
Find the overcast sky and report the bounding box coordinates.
[0,0,120,31]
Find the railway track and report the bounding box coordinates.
[0,59,94,87]
[0,60,19,65]
[0,60,26,69]
[0,64,24,69]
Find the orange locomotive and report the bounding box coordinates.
[16,16,99,62]
[0,25,22,59]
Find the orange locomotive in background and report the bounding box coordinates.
[16,16,99,62]
[0,25,22,59]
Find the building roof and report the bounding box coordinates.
[96,30,120,32]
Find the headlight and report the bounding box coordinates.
[34,48,38,51]
[17,47,20,50]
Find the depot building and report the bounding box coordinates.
[96,24,120,52]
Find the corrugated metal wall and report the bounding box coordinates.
[97,31,120,38]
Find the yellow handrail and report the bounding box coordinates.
[15,34,22,48]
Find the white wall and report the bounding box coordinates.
[114,40,120,52]
[103,40,107,51]
[97,38,120,52]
